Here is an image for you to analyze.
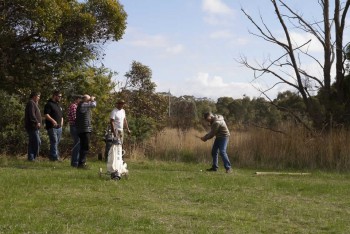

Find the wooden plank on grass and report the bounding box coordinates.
[255,172,311,176]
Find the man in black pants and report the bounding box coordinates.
[75,94,96,168]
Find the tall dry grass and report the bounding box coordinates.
[143,128,212,163]
[137,127,350,170]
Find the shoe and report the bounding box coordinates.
[111,176,121,181]
[226,168,232,173]
[206,167,218,172]
[111,171,121,180]
[77,164,89,169]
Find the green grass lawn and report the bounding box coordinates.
[0,157,350,233]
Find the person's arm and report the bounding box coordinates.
[45,114,58,127]
[28,102,40,128]
[201,122,219,141]
[80,101,97,108]
[109,109,117,138]
[110,118,117,138]
[44,103,58,127]
[124,117,131,133]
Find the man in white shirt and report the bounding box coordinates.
[110,99,131,144]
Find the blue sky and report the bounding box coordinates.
[101,0,350,100]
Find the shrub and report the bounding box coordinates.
[0,91,26,154]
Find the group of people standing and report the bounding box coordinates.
[24,90,130,169]
[25,90,232,173]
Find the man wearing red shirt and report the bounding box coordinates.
[67,95,82,167]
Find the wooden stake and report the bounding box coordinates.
[255,172,311,176]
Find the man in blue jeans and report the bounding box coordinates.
[24,91,42,161]
[44,90,63,161]
[67,95,82,167]
[200,112,232,173]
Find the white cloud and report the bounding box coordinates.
[287,32,323,53]
[202,0,232,15]
[155,71,295,100]
[166,44,184,54]
[125,30,184,56]
[183,72,262,99]
[301,61,324,80]
[129,34,168,48]
[210,30,233,39]
[202,0,235,26]
[235,37,249,46]
[192,72,228,87]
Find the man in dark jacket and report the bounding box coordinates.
[24,91,42,161]
[200,112,232,173]
[44,90,63,161]
[75,94,96,168]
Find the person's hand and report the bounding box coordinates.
[90,96,95,101]
[112,136,121,144]
[52,120,58,127]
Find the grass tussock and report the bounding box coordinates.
[141,128,350,171]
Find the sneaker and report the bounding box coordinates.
[226,168,232,173]
[77,164,89,169]
[206,167,218,172]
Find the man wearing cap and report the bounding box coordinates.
[67,95,82,167]
[110,99,131,144]
[200,112,232,173]
[109,99,131,180]
[24,91,42,161]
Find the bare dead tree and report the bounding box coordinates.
[239,0,350,130]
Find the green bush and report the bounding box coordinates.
[0,91,26,154]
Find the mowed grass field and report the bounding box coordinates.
[0,157,350,233]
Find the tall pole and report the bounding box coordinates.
[168,90,171,117]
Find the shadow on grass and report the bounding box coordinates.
[0,156,71,171]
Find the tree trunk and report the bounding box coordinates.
[335,0,344,100]
[323,0,333,130]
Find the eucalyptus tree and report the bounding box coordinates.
[0,0,127,98]
[119,61,168,143]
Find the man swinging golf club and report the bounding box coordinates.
[200,112,232,173]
